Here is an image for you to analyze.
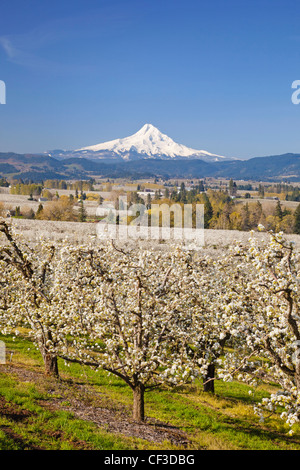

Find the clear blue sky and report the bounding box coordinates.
[1,0,300,158]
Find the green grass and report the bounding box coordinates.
[0,334,300,450]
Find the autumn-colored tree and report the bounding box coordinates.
[38,198,77,221]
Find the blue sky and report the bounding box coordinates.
[1,0,300,158]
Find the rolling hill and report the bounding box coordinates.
[1,151,300,183]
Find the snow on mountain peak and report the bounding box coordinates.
[138,123,156,133]
[77,124,228,161]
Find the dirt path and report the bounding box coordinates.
[0,364,192,449]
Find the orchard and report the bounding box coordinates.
[1,218,300,433]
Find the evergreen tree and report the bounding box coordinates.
[241,203,250,231]
[78,200,87,222]
[146,193,151,209]
[294,204,300,234]
[258,184,265,198]
[229,179,237,196]
[251,201,263,227]
[179,182,187,203]
[220,202,232,229]
[198,180,205,192]
[203,195,213,228]
[274,200,283,220]
[35,203,44,219]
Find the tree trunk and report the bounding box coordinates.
[132,383,145,421]
[43,351,59,377]
[295,349,300,392]
[39,331,59,378]
[203,363,215,393]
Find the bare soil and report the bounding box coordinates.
[0,364,191,449]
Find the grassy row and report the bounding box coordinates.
[0,334,300,450]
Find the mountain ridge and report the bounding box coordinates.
[1,151,300,182]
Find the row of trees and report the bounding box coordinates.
[9,197,88,222]
[9,180,95,196]
[152,188,300,234]
[43,180,95,191]
[35,198,87,222]
[5,177,300,234]
[0,219,300,430]
[256,182,300,201]
[10,183,43,196]
[6,187,300,236]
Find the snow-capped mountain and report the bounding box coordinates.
[72,124,231,162]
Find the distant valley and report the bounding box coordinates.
[1,124,300,182]
[1,151,300,182]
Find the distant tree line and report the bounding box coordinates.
[9,197,83,222]
[5,177,300,233]
[9,179,95,194]
[151,182,300,234]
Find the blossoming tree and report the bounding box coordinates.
[225,230,300,431]
[7,215,300,428]
[0,218,255,421]
[0,220,79,376]
[57,242,203,421]
[184,250,250,393]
